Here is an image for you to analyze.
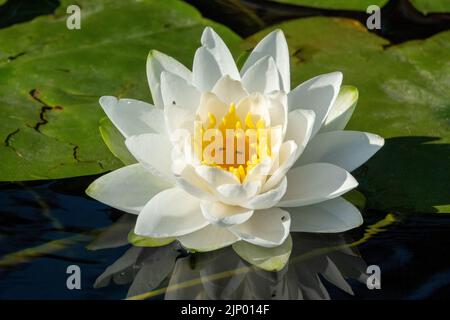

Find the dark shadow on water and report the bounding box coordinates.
[0,0,60,29]
[356,136,450,213]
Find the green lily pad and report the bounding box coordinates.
[410,0,450,14]
[272,0,388,11]
[0,0,241,181]
[128,231,175,248]
[99,117,136,166]
[232,236,293,272]
[272,0,450,14]
[242,17,450,213]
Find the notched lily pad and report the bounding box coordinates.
[0,0,241,181]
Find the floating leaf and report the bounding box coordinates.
[0,0,241,181]
[99,117,136,166]
[242,17,450,213]
[128,230,175,248]
[232,236,292,272]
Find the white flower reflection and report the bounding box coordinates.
[91,215,369,300]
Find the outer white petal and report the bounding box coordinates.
[192,47,222,92]
[200,201,254,227]
[160,71,200,114]
[99,96,165,137]
[125,133,174,184]
[86,164,170,215]
[278,163,358,207]
[295,131,384,172]
[243,177,287,210]
[201,27,240,80]
[229,207,291,248]
[241,29,290,92]
[178,224,239,252]
[146,50,191,108]
[135,188,208,238]
[288,72,342,137]
[241,56,280,94]
[212,75,248,105]
[288,197,363,233]
[321,85,358,133]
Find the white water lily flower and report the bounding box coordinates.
[87,27,384,252]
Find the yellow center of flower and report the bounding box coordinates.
[194,103,272,182]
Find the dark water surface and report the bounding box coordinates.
[1,177,450,299]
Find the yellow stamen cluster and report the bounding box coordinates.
[195,103,272,182]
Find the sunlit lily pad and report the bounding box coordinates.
[242,17,450,213]
[0,0,240,181]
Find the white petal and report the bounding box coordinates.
[212,75,248,105]
[178,224,239,252]
[278,163,358,207]
[201,27,240,80]
[216,181,262,205]
[196,92,229,125]
[288,197,363,233]
[241,29,290,92]
[200,201,254,227]
[86,164,170,214]
[164,104,196,137]
[285,108,315,159]
[135,188,208,237]
[242,56,280,94]
[288,72,343,137]
[125,133,174,184]
[268,91,288,135]
[243,176,287,210]
[146,50,191,108]
[192,47,222,92]
[263,107,316,192]
[295,131,384,172]
[195,165,239,186]
[321,85,358,133]
[160,71,200,114]
[173,163,216,201]
[99,96,165,137]
[262,140,298,193]
[229,207,291,248]
[235,93,271,126]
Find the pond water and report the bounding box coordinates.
[1,176,450,299]
[0,0,449,300]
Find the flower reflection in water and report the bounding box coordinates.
[92,215,368,300]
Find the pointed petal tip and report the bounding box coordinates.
[99,95,117,107]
